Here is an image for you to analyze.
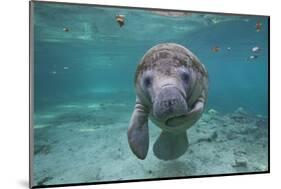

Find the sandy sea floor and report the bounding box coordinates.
[32,99,268,186]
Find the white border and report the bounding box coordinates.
[1,0,280,189]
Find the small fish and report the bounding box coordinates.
[246,55,258,61]
[250,55,258,59]
[51,71,57,75]
[226,47,231,51]
[256,20,262,32]
[63,66,69,70]
[63,27,69,32]
[212,46,220,52]
[116,15,125,27]
[252,46,261,53]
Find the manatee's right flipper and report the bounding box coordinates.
[127,100,149,160]
[153,131,188,161]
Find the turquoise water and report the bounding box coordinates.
[33,2,268,115]
[32,1,269,187]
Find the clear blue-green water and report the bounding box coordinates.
[32,1,269,187]
[33,2,268,115]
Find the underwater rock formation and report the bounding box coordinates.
[208,108,218,116]
[232,156,248,167]
[234,107,248,115]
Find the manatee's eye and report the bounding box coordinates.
[181,72,190,83]
[143,76,152,87]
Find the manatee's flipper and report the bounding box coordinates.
[128,102,149,160]
[153,131,188,160]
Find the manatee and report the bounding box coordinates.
[128,43,208,160]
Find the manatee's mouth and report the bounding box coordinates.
[165,114,186,127]
[152,85,188,124]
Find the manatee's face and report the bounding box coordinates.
[138,59,194,126]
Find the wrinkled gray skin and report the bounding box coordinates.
[128,43,208,160]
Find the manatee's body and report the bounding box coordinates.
[128,43,208,160]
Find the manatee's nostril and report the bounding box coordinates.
[160,100,168,108]
[164,100,169,108]
[160,99,179,108]
[171,99,177,105]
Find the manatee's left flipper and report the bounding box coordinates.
[128,100,149,160]
[166,98,205,128]
[153,131,188,161]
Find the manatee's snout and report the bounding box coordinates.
[153,86,188,123]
